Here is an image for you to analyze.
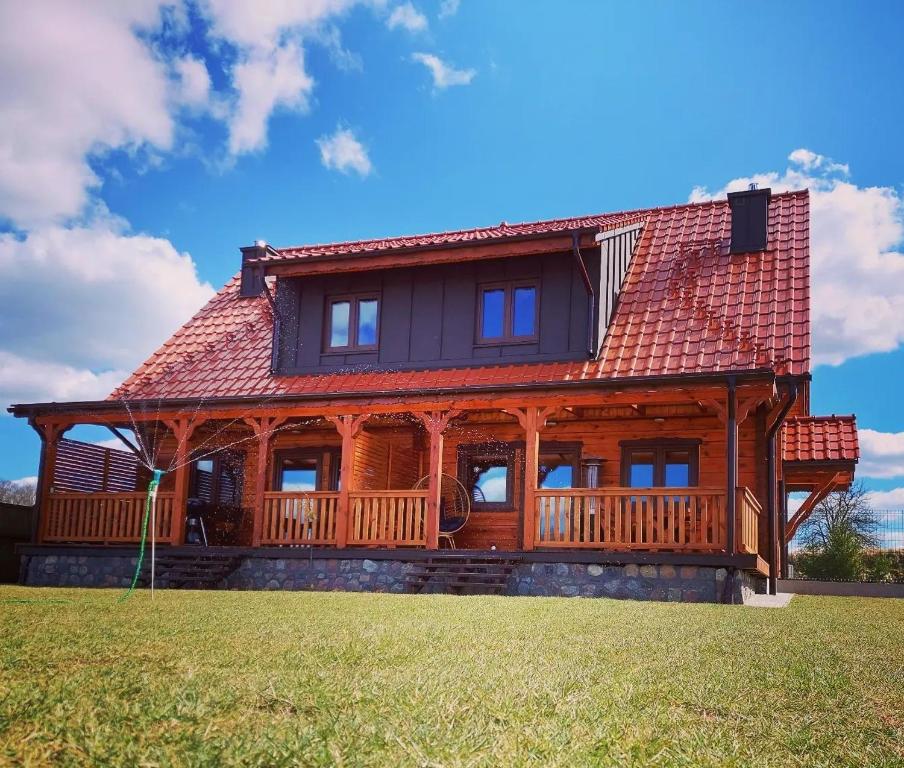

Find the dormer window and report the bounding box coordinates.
[478,281,538,343]
[326,293,379,352]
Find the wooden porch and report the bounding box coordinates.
[28,378,776,566]
[38,485,762,557]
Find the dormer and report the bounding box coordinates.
[240,217,645,375]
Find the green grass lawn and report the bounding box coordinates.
[1,587,902,767]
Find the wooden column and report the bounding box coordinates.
[416,411,460,550]
[725,379,738,555]
[327,415,369,548]
[164,417,205,546]
[31,420,69,543]
[245,415,288,547]
[505,406,556,551]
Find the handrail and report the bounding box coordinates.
[534,488,727,551]
[44,491,176,544]
[348,490,427,547]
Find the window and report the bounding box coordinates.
[458,443,517,510]
[538,445,580,489]
[478,281,538,343]
[620,441,699,488]
[325,294,379,351]
[190,451,245,506]
[274,450,340,492]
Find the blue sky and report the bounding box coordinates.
[1,1,903,503]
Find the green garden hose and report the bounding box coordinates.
[119,468,164,602]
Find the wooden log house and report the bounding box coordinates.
[10,188,859,602]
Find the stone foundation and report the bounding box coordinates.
[21,551,765,604]
[510,562,761,603]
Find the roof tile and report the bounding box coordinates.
[111,192,810,402]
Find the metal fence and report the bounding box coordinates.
[788,509,904,583]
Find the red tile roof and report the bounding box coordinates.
[257,212,646,262]
[111,191,810,402]
[782,415,859,463]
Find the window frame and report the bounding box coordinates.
[272,448,340,492]
[323,292,381,353]
[476,280,540,345]
[538,441,582,490]
[619,439,700,488]
[457,442,518,511]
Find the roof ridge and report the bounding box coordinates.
[275,190,809,255]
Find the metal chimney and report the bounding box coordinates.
[727,186,771,253]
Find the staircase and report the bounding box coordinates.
[140,552,241,589]
[405,555,521,595]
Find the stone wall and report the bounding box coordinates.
[24,554,136,587]
[21,553,764,604]
[511,562,762,604]
[223,557,417,593]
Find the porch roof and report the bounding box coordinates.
[781,415,859,464]
[21,191,813,408]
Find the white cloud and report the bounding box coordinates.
[227,42,314,155]
[439,0,460,19]
[859,429,904,479]
[387,2,428,32]
[866,487,904,509]
[0,1,176,228]
[412,52,475,88]
[0,218,214,408]
[690,149,904,366]
[316,127,373,176]
[0,351,127,407]
[174,55,212,109]
[198,0,365,157]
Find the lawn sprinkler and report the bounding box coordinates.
[119,468,165,602]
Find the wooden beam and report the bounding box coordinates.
[244,415,291,547]
[504,406,556,551]
[31,421,70,543]
[326,415,370,548]
[162,417,205,547]
[785,472,843,542]
[414,410,460,549]
[30,380,775,429]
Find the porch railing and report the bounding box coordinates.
[534,488,729,551]
[43,491,176,544]
[737,487,762,555]
[348,490,428,547]
[261,491,340,546]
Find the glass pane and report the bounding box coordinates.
[357,299,378,345]
[512,286,536,336]
[196,459,213,473]
[281,459,318,492]
[628,451,655,487]
[481,289,504,338]
[330,301,350,347]
[539,457,573,489]
[471,459,509,502]
[664,451,691,487]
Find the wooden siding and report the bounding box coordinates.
[54,438,138,493]
[276,252,599,373]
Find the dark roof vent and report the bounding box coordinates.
[239,242,267,297]
[727,186,771,253]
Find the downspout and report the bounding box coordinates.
[765,381,798,595]
[571,231,595,357]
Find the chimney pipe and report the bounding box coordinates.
[727,186,771,253]
[239,242,268,297]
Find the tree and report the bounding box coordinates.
[0,478,37,506]
[793,482,879,581]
